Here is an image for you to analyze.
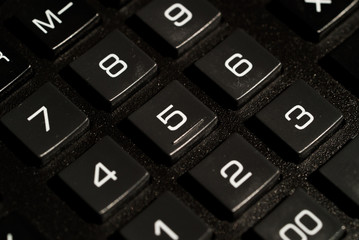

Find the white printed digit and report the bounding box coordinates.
[295,210,323,235]
[279,224,307,240]
[154,220,179,240]
[99,54,128,78]
[94,162,117,188]
[157,105,187,131]
[285,105,314,130]
[27,106,50,132]
[225,53,253,77]
[220,160,252,188]
[0,51,10,62]
[7,233,13,240]
[164,3,193,27]
[279,209,323,240]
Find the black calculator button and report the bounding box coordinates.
[0,214,47,240]
[70,30,157,109]
[275,0,359,40]
[1,83,89,165]
[102,0,130,8]
[326,30,359,94]
[136,0,221,56]
[253,189,345,240]
[188,133,280,219]
[317,136,359,216]
[128,81,217,163]
[120,192,213,240]
[15,0,99,54]
[255,80,343,159]
[195,29,281,107]
[0,41,31,94]
[58,136,149,221]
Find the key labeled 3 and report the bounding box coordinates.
[255,80,343,159]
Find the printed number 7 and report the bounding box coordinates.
[27,106,50,132]
[154,220,179,240]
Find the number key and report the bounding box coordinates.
[120,192,213,240]
[188,134,280,219]
[195,29,281,107]
[1,83,89,165]
[128,81,218,164]
[254,80,343,159]
[252,189,345,240]
[136,0,221,55]
[58,136,150,221]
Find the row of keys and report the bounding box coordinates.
[10,0,220,56]
[1,131,357,239]
[0,79,343,166]
[0,189,346,240]
[4,0,357,65]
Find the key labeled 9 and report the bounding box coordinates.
[164,3,193,27]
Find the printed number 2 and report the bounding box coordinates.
[27,106,50,132]
[94,162,117,188]
[154,220,179,240]
[220,160,252,188]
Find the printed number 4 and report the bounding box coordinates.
[94,162,117,188]
[154,220,179,240]
[27,106,50,132]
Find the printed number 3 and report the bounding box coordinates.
[285,105,314,130]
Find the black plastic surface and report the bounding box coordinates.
[0,0,359,239]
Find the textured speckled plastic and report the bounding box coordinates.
[0,0,359,239]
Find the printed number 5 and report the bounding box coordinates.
[157,105,187,131]
[154,220,179,240]
[27,106,50,132]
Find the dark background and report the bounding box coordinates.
[0,0,359,239]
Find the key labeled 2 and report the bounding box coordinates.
[128,81,217,163]
[188,134,280,219]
